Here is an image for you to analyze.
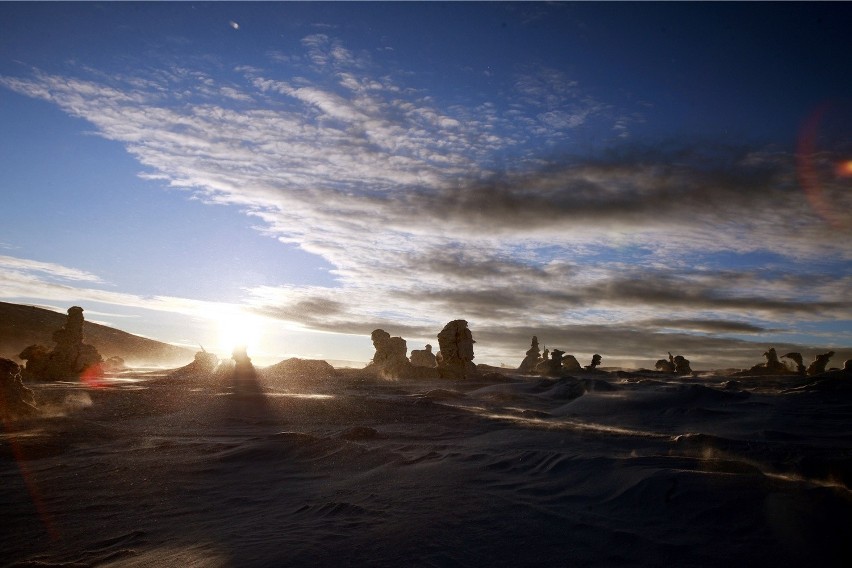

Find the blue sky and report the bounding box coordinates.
[1,2,850,368]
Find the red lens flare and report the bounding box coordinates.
[796,102,852,228]
[81,362,106,388]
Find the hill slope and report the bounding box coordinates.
[0,301,194,367]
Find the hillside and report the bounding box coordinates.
[0,301,194,367]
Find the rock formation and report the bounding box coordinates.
[169,348,219,379]
[366,329,412,378]
[781,352,806,374]
[436,320,477,379]
[518,336,542,373]
[562,354,582,372]
[410,344,438,368]
[655,353,676,373]
[263,357,337,383]
[673,355,692,375]
[535,349,565,376]
[228,345,263,396]
[19,306,103,381]
[585,354,602,371]
[734,347,796,376]
[0,358,37,419]
[807,351,835,376]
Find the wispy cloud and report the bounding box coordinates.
[0,255,104,283]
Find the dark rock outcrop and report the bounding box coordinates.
[169,349,219,379]
[518,336,542,373]
[781,352,806,374]
[437,320,478,379]
[19,306,103,381]
[735,347,796,376]
[263,357,338,383]
[807,351,834,376]
[585,354,602,371]
[655,353,676,373]
[535,349,565,376]
[673,355,692,375]
[562,354,582,372]
[0,358,37,419]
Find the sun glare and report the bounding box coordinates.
[216,309,265,359]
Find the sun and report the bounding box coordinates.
[216,308,265,359]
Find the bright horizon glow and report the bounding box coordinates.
[215,308,266,362]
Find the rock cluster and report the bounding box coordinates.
[735,347,803,376]
[535,349,565,376]
[0,358,37,419]
[655,353,691,374]
[19,306,103,381]
[364,321,479,379]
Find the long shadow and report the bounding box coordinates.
[219,351,275,424]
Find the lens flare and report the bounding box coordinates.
[796,102,852,228]
[836,160,852,178]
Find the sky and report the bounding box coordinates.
[1,2,851,369]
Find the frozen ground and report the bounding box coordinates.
[2,369,851,567]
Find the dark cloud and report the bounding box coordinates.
[637,319,771,334]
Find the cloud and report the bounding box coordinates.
[1,35,850,367]
[0,255,104,283]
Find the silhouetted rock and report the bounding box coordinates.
[781,352,806,374]
[169,349,219,379]
[535,349,565,376]
[562,354,582,372]
[18,344,50,378]
[366,329,413,378]
[228,345,264,396]
[437,320,478,379]
[673,355,692,375]
[807,351,834,376]
[410,344,438,368]
[0,358,37,419]
[734,347,796,376]
[518,336,542,373]
[585,354,602,371]
[19,306,103,381]
[655,352,676,373]
[263,358,337,383]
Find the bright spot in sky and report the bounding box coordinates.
[229,21,239,30]
[836,160,852,178]
[216,308,264,359]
